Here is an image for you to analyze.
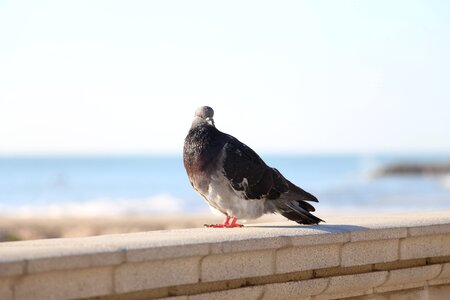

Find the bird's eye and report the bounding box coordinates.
[206,117,214,126]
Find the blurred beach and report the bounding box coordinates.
[0,214,288,242]
[1,154,450,241]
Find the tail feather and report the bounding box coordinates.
[269,170,323,224]
[286,180,319,202]
[274,200,324,225]
[298,200,316,212]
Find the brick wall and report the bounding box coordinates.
[1,211,450,299]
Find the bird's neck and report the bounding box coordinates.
[184,125,224,172]
[190,117,210,129]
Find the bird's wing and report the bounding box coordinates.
[221,136,290,200]
[221,134,323,225]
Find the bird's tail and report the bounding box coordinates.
[273,200,324,225]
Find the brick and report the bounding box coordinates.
[408,224,450,237]
[276,244,340,274]
[315,289,372,300]
[400,234,450,260]
[201,250,273,282]
[188,286,264,300]
[0,279,13,300]
[0,261,24,277]
[210,236,289,254]
[375,282,426,294]
[341,239,399,267]
[382,265,441,287]
[262,278,328,299]
[428,278,450,286]
[428,284,450,300]
[127,244,210,262]
[436,262,450,279]
[382,287,428,300]
[321,271,388,295]
[290,231,349,247]
[14,267,113,300]
[28,252,124,273]
[115,256,200,293]
[350,228,407,242]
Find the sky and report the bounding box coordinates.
[1,0,450,155]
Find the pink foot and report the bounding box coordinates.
[204,216,243,228]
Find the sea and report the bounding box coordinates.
[1,154,450,217]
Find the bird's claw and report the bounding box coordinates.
[204,223,244,228]
[204,216,243,228]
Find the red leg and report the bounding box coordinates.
[204,216,243,228]
[204,216,229,228]
[227,217,243,228]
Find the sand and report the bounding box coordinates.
[0,214,286,242]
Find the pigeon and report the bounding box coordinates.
[183,106,323,228]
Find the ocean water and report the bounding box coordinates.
[0,155,449,217]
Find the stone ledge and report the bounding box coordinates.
[341,239,399,267]
[0,211,449,300]
[374,264,442,293]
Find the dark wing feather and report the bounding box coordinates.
[221,136,288,200]
[221,134,323,225]
[285,179,318,202]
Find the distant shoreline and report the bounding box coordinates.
[374,162,450,177]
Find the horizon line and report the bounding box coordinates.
[0,150,449,158]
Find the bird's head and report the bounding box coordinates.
[193,106,215,127]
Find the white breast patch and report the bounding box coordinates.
[204,170,266,220]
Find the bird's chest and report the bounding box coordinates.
[184,133,223,190]
[205,169,266,220]
[184,132,221,171]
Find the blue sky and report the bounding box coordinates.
[1,1,450,155]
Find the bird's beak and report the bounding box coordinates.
[206,117,215,126]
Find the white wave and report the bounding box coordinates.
[0,194,184,218]
[439,175,450,189]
